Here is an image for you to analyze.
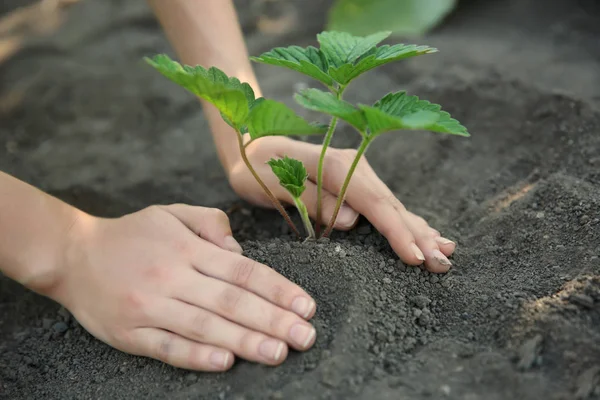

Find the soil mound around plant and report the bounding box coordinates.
[1,0,599,399]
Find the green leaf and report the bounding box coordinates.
[316,30,391,67]
[252,31,435,87]
[250,46,334,87]
[145,55,255,130]
[267,156,308,199]
[246,99,328,140]
[295,88,367,132]
[328,43,437,85]
[360,91,469,136]
[327,0,457,37]
[359,107,440,136]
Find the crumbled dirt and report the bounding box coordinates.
[1,0,600,399]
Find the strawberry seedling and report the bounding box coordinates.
[252,30,469,237]
[146,30,469,240]
[145,55,327,237]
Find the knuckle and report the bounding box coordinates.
[186,345,202,370]
[111,328,132,349]
[368,189,390,205]
[212,208,229,222]
[230,258,257,288]
[339,148,359,160]
[229,171,272,207]
[171,238,190,255]
[327,148,351,169]
[218,287,245,315]
[187,346,220,371]
[270,284,286,305]
[227,164,247,189]
[155,332,175,364]
[207,208,229,223]
[321,193,340,214]
[237,331,257,355]
[122,291,151,320]
[268,309,290,334]
[190,312,211,341]
[144,204,162,216]
[413,216,428,228]
[370,190,405,211]
[144,264,173,285]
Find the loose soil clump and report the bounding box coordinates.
[1,0,599,399]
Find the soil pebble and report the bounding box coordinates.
[1,0,599,398]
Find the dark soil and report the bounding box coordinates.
[1,0,600,399]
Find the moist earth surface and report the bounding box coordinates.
[1,0,599,399]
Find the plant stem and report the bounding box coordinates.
[235,132,301,238]
[293,197,315,239]
[314,116,338,237]
[314,85,346,237]
[323,137,371,238]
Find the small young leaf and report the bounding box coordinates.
[146,55,254,130]
[204,66,256,106]
[250,46,334,87]
[361,91,469,136]
[267,156,308,199]
[328,43,437,85]
[295,88,367,132]
[246,99,328,140]
[316,30,391,67]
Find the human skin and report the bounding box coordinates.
[147,0,457,272]
[0,172,317,370]
[0,0,457,373]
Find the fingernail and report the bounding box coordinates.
[410,243,425,262]
[224,236,243,254]
[435,237,455,246]
[336,205,359,228]
[259,339,285,361]
[291,297,315,319]
[289,323,316,349]
[433,249,452,266]
[210,351,230,369]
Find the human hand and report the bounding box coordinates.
[49,204,317,371]
[227,137,456,273]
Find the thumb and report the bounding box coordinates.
[160,204,243,254]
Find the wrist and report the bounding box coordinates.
[30,207,97,301]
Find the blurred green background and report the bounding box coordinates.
[327,0,457,36]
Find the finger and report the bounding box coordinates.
[280,143,423,263]
[319,151,424,265]
[355,190,424,265]
[402,213,451,273]
[155,299,289,365]
[130,327,234,371]
[161,204,243,254]
[435,236,457,257]
[404,211,457,262]
[193,240,317,320]
[297,181,359,230]
[175,272,317,351]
